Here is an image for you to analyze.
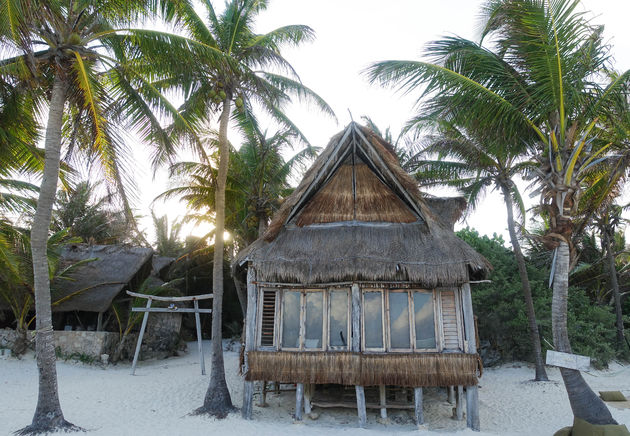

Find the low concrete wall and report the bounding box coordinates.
[0,312,184,362]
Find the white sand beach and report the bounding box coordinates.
[1,341,629,436]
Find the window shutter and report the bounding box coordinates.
[441,290,461,350]
[260,290,277,347]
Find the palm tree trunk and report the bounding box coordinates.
[501,186,548,381]
[18,76,78,434]
[200,97,235,417]
[603,231,625,349]
[552,240,616,425]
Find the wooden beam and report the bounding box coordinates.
[355,385,367,428]
[379,385,387,420]
[130,298,152,375]
[456,386,464,421]
[351,283,361,352]
[194,299,205,375]
[242,266,258,420]
[461,283,480,431]
[96,312,103,332]
[304,384,313,415]
[126,291,213,301]
[448,386,455,404]
[414,387,424,426]
[131,307,212,313]
[295,383,304,421]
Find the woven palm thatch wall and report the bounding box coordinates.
[246,351,481,387]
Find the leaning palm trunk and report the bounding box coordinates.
[200,98,235,417]
[18,77,79,434]
[502,187,548,381]
[552,240,616,424]
[603,231,625,349]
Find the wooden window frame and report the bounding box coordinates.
[386,289,414,352]
[437,288,464,351]
[361,289,386,352]
[256,288,279,350]
[276,289,327,352]
[410,289,441,353]
[327,288,351,351]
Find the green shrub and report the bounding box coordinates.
[457,228,621,368]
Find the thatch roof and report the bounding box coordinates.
[52,244,154,313]
[235,123,490,287]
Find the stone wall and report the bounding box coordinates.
[0,312,184,362]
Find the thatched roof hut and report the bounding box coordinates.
[235,123,489,285]
[236,123,489,430]
[52,244,154,313]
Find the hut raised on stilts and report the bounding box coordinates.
[234,122,490,430]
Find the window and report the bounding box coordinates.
[328,290,350,348]
[363,291,384,350]
[362,289,439,352]
[259,289,277,347]
[281,290,301,348]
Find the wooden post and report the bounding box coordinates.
[379,385,387,421]
[242,266,257,420]
[462,283,480,431]
[448,386,455,404]
[355,386,367,428]
[456,385,464,421]
[193,299,206,375]
[414,387,424,426]
[351,283,361,352]
[131,298,152,375]
[96,312,103,332]
[258,381,268,407]
[295,383,304,421]
[351,283,366,427]
[304,384,313,414]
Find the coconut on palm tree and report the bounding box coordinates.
[366,0,629,425]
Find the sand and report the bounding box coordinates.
[1,341,629,436]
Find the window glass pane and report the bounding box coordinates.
[389,292,410,349]
[364,292,383,348]
[304,292,323,348]
[414,292,436,349]
[329,290,349,347]
[282,291,300,348]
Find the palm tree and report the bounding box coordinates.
[409,121,549,381]
[1,1,196,432]
[366,0,629,425]
[166,0,334,417]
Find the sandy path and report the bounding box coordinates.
[1,341,629,435]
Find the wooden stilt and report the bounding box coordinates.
[258,381,268,407]
[193,299,205,375]
[356,385,367,428]
[462,283,480,431]
[304,384,313,414]
[130,298,152,375]
[456,385,464,421]
[414,387,424,426]
[96,312,103,332]
[242,266,257,420]
[295,383,304,421]
[379,385,387,420]
[466,386,479,431]
[448,386,455,404]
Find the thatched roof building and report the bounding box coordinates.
[52,244,154,313]
[236,123,489,430]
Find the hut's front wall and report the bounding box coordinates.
[255,284,464,354]
[250,283,477,387]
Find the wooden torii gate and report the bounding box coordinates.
[127,291,213,375]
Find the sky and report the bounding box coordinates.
[139,0,630,244]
